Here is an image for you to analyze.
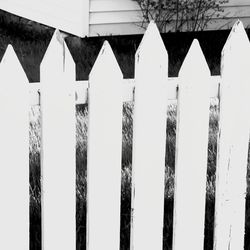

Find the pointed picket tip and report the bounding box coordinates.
[89,41,123,82]
[221,20,250,70]
[222,20,249,54]
[0,44,28,85]
[179,39,210,80]
[40,29,75,80]
[135,21,168,68]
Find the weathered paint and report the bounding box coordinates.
[130,21,168,250]
[213,20,250,250]
[172,39,211,250]
[40,30,76,249]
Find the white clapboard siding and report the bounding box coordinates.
[89,0,250,36]
[130,21,168,250]
[172,39,211,250]
[213,20,250,250]
[1,0,250,36]
[0,45,29,249]
[40,30,76,249]
[90,0,140,12]
[89,5,250,25]
[87,41,123,250]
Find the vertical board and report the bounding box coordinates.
[130,22,168,250]
[40,30,76,249]
[0,45,29,249]
[172,40,211,250]
[87,41,123,250]
[213,20,250,250]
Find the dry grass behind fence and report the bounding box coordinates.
[29,102,250,249]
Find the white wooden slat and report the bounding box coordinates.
[0,45,29,249]
[213,20,250,250]
[130,21,168,250]
[89,6,250,25]
[223,0,250,7]
[89,22,146,36]
[89,16,250,36]
[90,10,142,25]
[172,39,211,250]
[87,41,123,250]
[223,6,250,18]
[206,17,250,30]
[89,0,250,13]
[90,0,140,12]
[40,30,76,250]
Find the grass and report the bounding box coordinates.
[0,9,250,250]
[28,101,234,250]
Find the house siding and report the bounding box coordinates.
[89,0,250,36]
[0,0,250,37]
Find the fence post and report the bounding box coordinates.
[172,39,211,250]
[213,20,250,250]
[130,21,168,250]
[87,41,123,250]
[40,30,76,249]
[0,45,29,249]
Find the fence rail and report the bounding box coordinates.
[0,20,249,250]
[28,76,220,105]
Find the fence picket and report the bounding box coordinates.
[130,21,168,250]
[87,41,123,250]
[213,20,250,250]
[40,30,76,249]
[0,19,249,250]
[172,40,211,250]
[0,45,29,249]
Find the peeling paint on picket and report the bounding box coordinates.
[87,41,123,250]
[0,45,29,249]
[40,30,76,250]
[130,21,168,250]
[214,20,250,250]
[172,39,211,250]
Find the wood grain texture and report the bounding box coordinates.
[213,20,250,250]
[172,39,210,250]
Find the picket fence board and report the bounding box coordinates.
[87,41,123,250]
[1,20,250,250]
[40,30,76,249]
[0,45,29,249]
[130,21,168,250]
[214,20,250,250]
[173,40,211,250]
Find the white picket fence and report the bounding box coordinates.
[0,20,249,250]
